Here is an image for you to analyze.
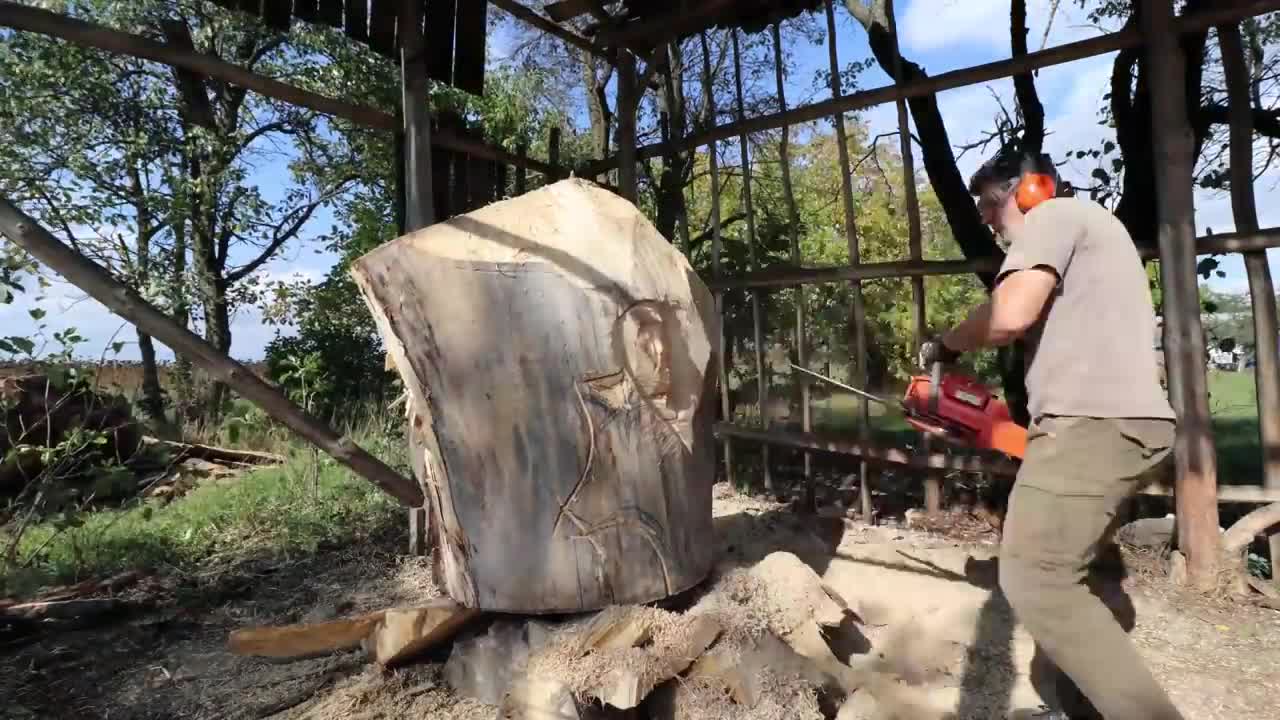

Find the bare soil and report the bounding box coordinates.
[5,484,1279,720]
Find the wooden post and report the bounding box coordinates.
[617,48,640,202]
[0,195,423,509]
[548,126,562,185]
[732,28,773,496]
[771,22,813,510]
[515,142,528,195]
[1219,22,1280,580]
[702,30,734,488]
[393,131,408,234]
[1141,0,1221,589]
[885,0,940,514]
[826,0,874,523]
[400,0,434,554]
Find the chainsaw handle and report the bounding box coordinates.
[928,361,942,415]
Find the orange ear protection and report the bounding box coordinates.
[1015,171,1057,212]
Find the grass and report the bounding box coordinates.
[1,435,406,599]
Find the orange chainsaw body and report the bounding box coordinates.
[902,373,1027,460]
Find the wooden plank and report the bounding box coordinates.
[318,0,343,26]
[453,0,487,95]
[344,0,369,42]
[294,0,320,23]
[261,0,292,30]
[731,29,771,494]
[426,0,457,86]
[369,0,397,55]
[468,153,492,209]
[451,148,469,213]
[596,0,733,49]
[576,0,1280,177]
[489,0,610,59]
[431,143,453,220]
[545,0,593,22]
[0,196,425,508]
[229,610,387,658]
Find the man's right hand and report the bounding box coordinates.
[918,337,962,368]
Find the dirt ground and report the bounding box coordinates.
[5,483,1279,720]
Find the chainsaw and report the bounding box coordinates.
[791,362,1027,461]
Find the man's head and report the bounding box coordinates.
[968,144,1060,234]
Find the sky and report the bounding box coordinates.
[3,0,1277,362]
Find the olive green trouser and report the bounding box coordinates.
[999,415,1185,720]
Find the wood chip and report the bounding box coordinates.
[594,615,721,709]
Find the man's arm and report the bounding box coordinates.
[941,267,1059,351]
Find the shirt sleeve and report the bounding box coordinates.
[995,199,1081,286]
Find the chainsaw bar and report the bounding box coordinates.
[790,363,959,443]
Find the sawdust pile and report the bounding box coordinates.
[523,606,686,696]
[662,668,828,720]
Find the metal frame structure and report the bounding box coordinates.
[1,0,1279,586]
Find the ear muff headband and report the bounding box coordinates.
[1015,171,1056,212]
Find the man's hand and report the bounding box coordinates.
[918,337,962,368]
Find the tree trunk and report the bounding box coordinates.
[351,179,719,612]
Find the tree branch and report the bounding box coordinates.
[226,176,357,284]
[1011,0,1045,152]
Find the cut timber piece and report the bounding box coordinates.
[594,615,721,709]
[351,178,719,613]
[228,610,386,659]
[364,599,480,667]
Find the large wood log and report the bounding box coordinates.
[350,178,719,613]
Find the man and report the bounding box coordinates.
[919,145,1183,720]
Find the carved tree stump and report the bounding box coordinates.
[351,179,719,613]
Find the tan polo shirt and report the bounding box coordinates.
[996,197,1176,421]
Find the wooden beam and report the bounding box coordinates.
[489,0,610,58]
[544,0,593,22]
[709,228,1280,291]
[577,0,1280,177]
[453,0,488,95]
[0,2,560,179]
[1142,0,1221,590]
[344,0,369,42]
[0,196,425,509]
[1220,23,1280,494]
[400,0,434,230]
[596,0,734,50]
